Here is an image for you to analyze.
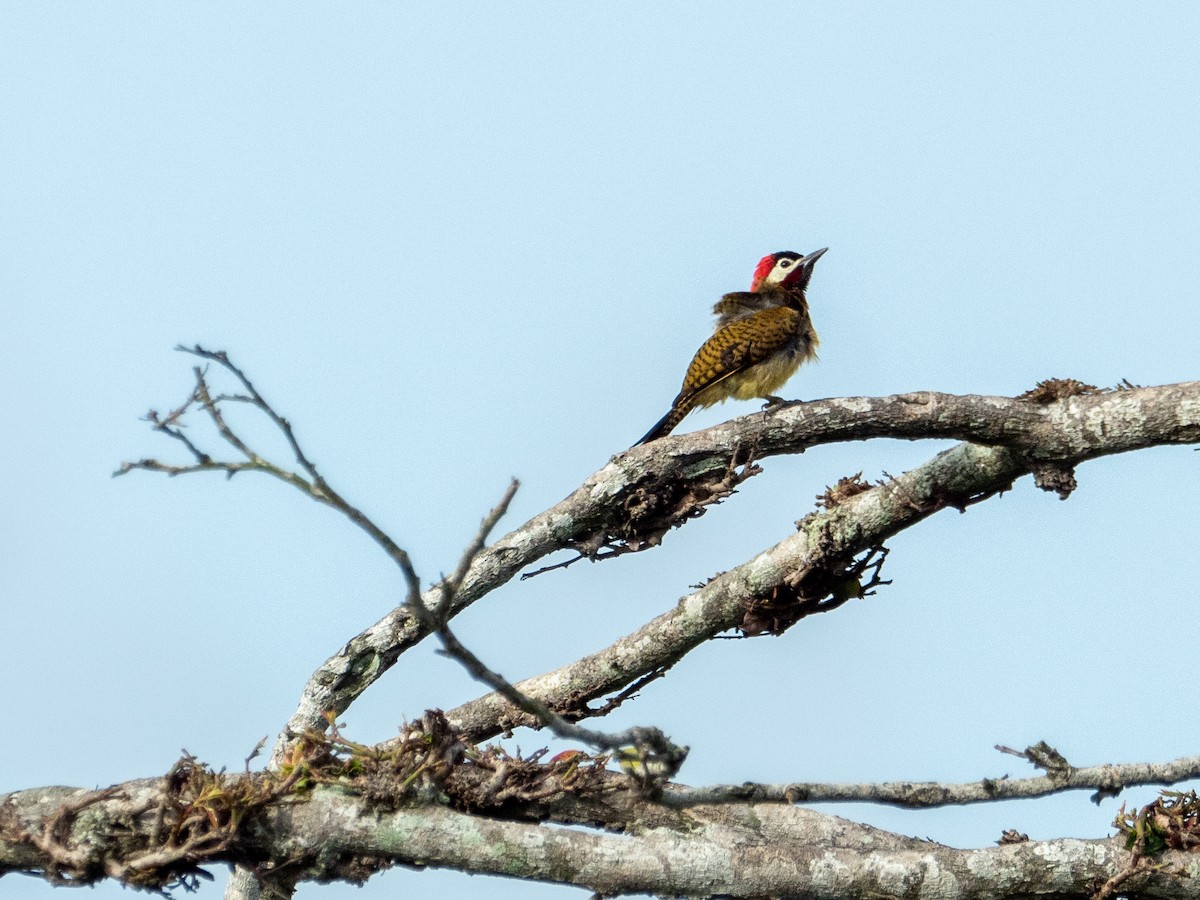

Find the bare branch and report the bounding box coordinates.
[442,441,1019,741]
[141,388,212,464]
[585,667,671,719]
[120,364,1200,770]
[95,354,1200,900]
[660,751,1200,809]
[410,480,687,778]
[435,622,687,775]
[191,364,259,462]
[290,382,1199,756]
[437,379,1200,744]
[179,345,325,485]
[118,346,424,614]
[433,478,521,623]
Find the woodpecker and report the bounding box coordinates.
[635,248,827,446]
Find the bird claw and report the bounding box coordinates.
[761,395,788,410]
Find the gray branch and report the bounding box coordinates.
[660,752,1200,808]
[3,778,1197,899]
[283,382,1200,752]
[442,382,1200,742]
[106,374,1200,899]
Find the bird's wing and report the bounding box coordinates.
[673,306,800,408]
[633,305,800,447]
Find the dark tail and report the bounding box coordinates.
[633,404,690,446]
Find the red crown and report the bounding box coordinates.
[750,254,777,292]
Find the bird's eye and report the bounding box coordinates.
[779,260,792,268]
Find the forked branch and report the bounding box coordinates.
[117,345,424,609]
[121,348,687,777]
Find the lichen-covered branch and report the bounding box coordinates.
[4,772,1200,899]
[110,363,1200,900]
[439,405,1191,743]
[117,362,1200,772]
[280,381,1200,755]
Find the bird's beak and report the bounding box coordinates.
[801,247,828,269]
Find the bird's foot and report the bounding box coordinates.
[761,395,789,410]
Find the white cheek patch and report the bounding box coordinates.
[765,260,799,285]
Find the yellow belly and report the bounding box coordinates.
[692,349,810,408]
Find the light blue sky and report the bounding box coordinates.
[4,5,1199,898]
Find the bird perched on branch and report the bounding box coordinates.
[634,248,827,445]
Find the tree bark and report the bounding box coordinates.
[35,378,1195,900]
[4,778,1197,899]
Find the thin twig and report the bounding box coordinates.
[585,667,672,719]
[119,345,424,609]
[435,622,685,767]
[659,752,1200,809]
[143,390,211,464]
[115,459,261,479]
[192,366,259,462]
[409,483,687,777]
[180,345,325,486]
[435,479,521,623]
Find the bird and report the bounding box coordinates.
[634,248,827,446]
